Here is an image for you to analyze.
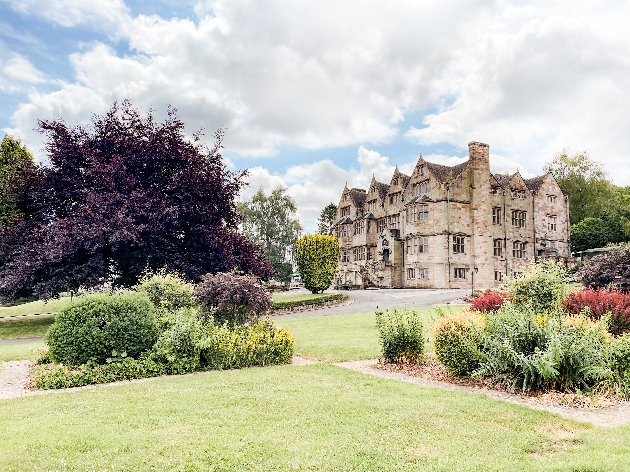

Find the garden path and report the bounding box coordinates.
[336,359,630,428]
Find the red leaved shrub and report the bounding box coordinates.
[470,290,510,313]
[563,289,630,335]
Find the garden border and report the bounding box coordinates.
[271,295,353,315]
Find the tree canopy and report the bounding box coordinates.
[317,203,337,235]
[545,150,622,225]
[0,135,35,228]
[238,186,302,282]
[0,101,272,300]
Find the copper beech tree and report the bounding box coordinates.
[0,101,272,300]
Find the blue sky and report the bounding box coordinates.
[2,0,630,231]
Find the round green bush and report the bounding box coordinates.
[135,269,195,314]
[432,312,484,377]
[47,292,157,366]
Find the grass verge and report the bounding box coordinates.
[0,316,55,340]
[0,297,72,317]
[277,305,466,362]
[3,363,630,471]
[0,341,43,362]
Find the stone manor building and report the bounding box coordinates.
[333,142,570,290]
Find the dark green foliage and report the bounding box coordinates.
[317,203,337,235]
[46,292,157,366]
[474,304,611,392]
[271,293,345,311]
[295,234,339,293]
[571,218,611,252]
[432,312,484,377]
[0,135,35,228]
[375,307,424,362]
[504,260,571,313]
[238,185,303,282]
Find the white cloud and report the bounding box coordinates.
[0,52,45,94]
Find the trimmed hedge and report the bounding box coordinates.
[46,292,157,366]
[272,293,346,311]
[295,234,339,293]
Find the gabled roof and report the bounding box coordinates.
[405,194,435,205]
[425,161,469,183]
[335,216,353,226]
[523,175,546,192]
[360,211,377,220]
[400,172,411,189]
[348,188,366,209]
[492,173,514,188]
[375,181,389,200]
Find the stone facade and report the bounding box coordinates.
[333,142,571,290]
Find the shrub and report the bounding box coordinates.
[135,269,195,314]
[563,289,630,335]
[577,244,630,292]
[195,272,272,326]
[198,319,294,370]
[375,307,425,363]
[504,260,571,313]
[475,303,611,392]
[432,311,485,377]
[46,292,157,366]
[570,217,611,253]
[470,290,510,314]
[272,293,346,311]
[295,234,339,293]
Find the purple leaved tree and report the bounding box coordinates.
[0,101,273,300]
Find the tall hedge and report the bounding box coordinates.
[295,234,339,293]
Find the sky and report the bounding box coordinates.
[1,0,630,233]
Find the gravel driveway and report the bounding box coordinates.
[278,288,469,318]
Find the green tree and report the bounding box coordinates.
[295,234,339,293]
[317,203,337,235]
[570,218,611,252]
[545,150,621,225]
[238,186,303,282]
[0,135,35,228]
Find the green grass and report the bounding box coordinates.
[271,292,339,303]
[0,315,55,340]
[0,297,72,317]
[1,363,629,471]
[277,305,466,362]
[0,341,43,362]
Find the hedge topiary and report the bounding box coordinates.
[295,234,339,293]
[432,311,484,377]
[47,292,157,366]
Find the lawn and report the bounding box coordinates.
[3,362,630,471]
[0,341,43,362]
[277,305,466,362]
[0,297,72,317]
[0,315,55,340]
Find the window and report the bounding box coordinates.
[454,268,467,279]
[352,246,367,261]
[419,165,425,176]
[493,239,503,257]
[407,204,429,223]
[341,250,350,262]
[407,236,428,255]
[490,187,500,195]
[495,271,503,282]
[341,206,350,217]
[513,241,526,258]
[419,237,429,253]
[354,220,364,235]
[511,189,526,199]
[367,200,377,211]
[366,220,371,233]
[418,268,429,279]
[378,218,387,233]
[392,178,399,186]
[413,181,430,196]
[547,195,557,203]
[341,224,352,238]
[492,207,502,225]
[367,248,372,260]
[548,215,557,232]
[407,268,416,279]
[453,235,465,254]
[389,193,400,204]
[511,210,526,227]
[388,213,400,230]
